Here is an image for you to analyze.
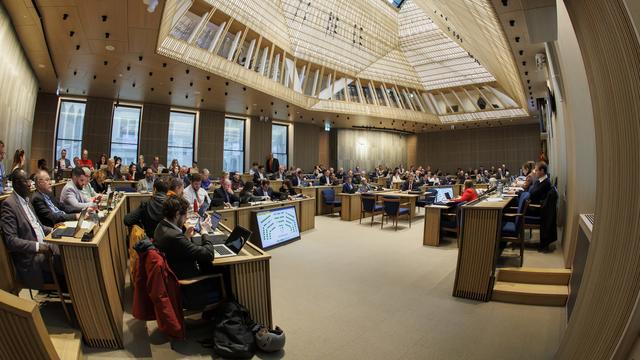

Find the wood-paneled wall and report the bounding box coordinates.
[139,103,170,164]
[83,98,113,160]
[416,124,540,173]
[0,4,38,171]
[31,93,57,168]
[293,122,321,171]
[336,129,408,171]
[248,117,272,167]
[197,110,226,174]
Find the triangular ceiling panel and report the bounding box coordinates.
[356,49,424,89]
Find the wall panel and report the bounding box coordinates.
[337,129,407,171]
[0,3,38,172]
[197,109,225,174]
[293,122,321,171]
[416,124,540,173]
[139,103,170,165]
[31,93,57,167]
[83,98,113,161]
[249,117,272,166]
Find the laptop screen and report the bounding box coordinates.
[225,226,252,253]
[434,187,454,203]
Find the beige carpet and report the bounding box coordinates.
[40,213,566,359]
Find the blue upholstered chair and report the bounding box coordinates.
[360,193,384,226]
[381,197,411,231]
[499,191,530,267]
[322,188,341,216]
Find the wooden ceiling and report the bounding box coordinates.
[2,0,537,132]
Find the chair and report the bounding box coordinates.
[321,188,342,215]
[523,187,558,242]
[440,201,466,246]
[499,192,530,267]
[381,197,411,231]
[0,290,82,360]
[360,194,384,226]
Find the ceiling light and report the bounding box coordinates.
[105,45,115,51]
[37,64,45,68]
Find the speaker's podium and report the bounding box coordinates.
[250,205,301,250]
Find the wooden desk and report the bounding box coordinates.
[214,197,315,232]
[452,195,513,302]
[108,180,137,190]
[374,191,421,217]
[46,196,129,349]
[293,186,315,200]
[314,185,343,215]
[337,190,393,221]
[423,205,450,246]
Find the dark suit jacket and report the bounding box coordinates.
[153,219,214,279]
[271,172,286,181]
[266,158,280,174]
[211,187,239,207]
[401,181,420,191]
[318,175,332,186]
[291,176,305,187]
[31,191,76,228]
[254,187,278,200]
[0,193,53,289]
[124,192,166,237]
[253,172,267,184]
[528,177,551,204]
[342,182,356,194]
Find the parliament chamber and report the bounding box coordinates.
[0,0,638,359]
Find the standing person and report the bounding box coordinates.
[31,170,79,227]
[253,165,267,183]
[137,155,146,177]
[77,149,94,170]
[0,140,5,194]
[266,153,280,174]
[0,169,64,289]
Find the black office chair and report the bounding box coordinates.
[360,194,384,226]
[321,188,341,216]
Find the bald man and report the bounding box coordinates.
[31,170,79,227]
[211,179,239,208]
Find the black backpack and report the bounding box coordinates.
[209,301,258,359]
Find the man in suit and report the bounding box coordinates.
[0,169,63,289]
[254,180,279,200]
[60,167,99,212]
[342,176,357,194]
[266,153,280,174]
[271,166,286,181]
[401,173,420,191]
[318,169,332,186]
[32,170,79,228]
[137,168,156,192]
[253,165,267,184]
[230,172,245,191]
[153,196,218,309]
[358,178,375,193]
[291,169,306,187]
[528,162,552,204]
[212,179,239,207]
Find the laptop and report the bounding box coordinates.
[198,212,222,234]
[213,225,252,258]
[434,187,454,205]
[52,208,88,238]
[104,191,115,209]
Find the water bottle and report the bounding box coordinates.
[107,184,112,194]
[497,182,503,196]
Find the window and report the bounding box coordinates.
[271,124,288,168]
[223,117,245,173]
[167,111,196,167]
[110,105,141,165]
[55,100,86,160]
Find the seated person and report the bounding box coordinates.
[254,180,280,200]
[342,176,357,194]
[253,165,267,183]
[291,169,306,187]
[238,181,260,204]
[125,178,168,236]
[317,169,332,186]
[200,169,212,190]
[80,167,99,200]
[452,180,478,203]
[271,166,286,181]
[0,169,64,290]
[90,169,108,194]
[279,179,297,197]
[212,179,239,207]
[230,172,245,191]
[358,178,375,193]
[31,170,79,227]
[528,161,551,204]
[183,173,211,214]
[153,196,218,309]
[150,156,165,173]
[166,176,184,197]
[353,171,366,184]
[401,173,420,191]
[60,167,99,212]
[136,168,156,192]
[104,158,119,180]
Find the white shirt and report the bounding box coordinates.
[183,185,211,211]
[16,193,45,251]
[538,174,548,183]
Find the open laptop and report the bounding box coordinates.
[434,187,454,205]
[213,225,252,258]
[52,208,88,238]
[198,212,222,234]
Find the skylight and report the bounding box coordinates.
[386,0,406,9]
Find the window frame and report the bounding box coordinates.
[54,98,87,162]
[167,109,197,166]
[109,104,143,165]
[223,116,246,173]
[271,123,289,169]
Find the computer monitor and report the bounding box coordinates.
[434,187,454,203]
[255,206,301,250]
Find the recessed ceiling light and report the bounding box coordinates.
[37,64,45,68]
[105,45,115,51]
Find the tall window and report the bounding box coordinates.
[55,100,86,160]
[223,117,245,173]
[110,105,141,165]
[167,111,196,167]
[271,124,288,168]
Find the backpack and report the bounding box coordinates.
[209,301,258,359]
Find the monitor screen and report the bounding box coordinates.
[255,206,300,249]
[434,187,454,203]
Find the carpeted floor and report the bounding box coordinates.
[40,213,566,359]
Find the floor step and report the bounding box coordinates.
[497,267,571,285]
[492,281,568,307]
